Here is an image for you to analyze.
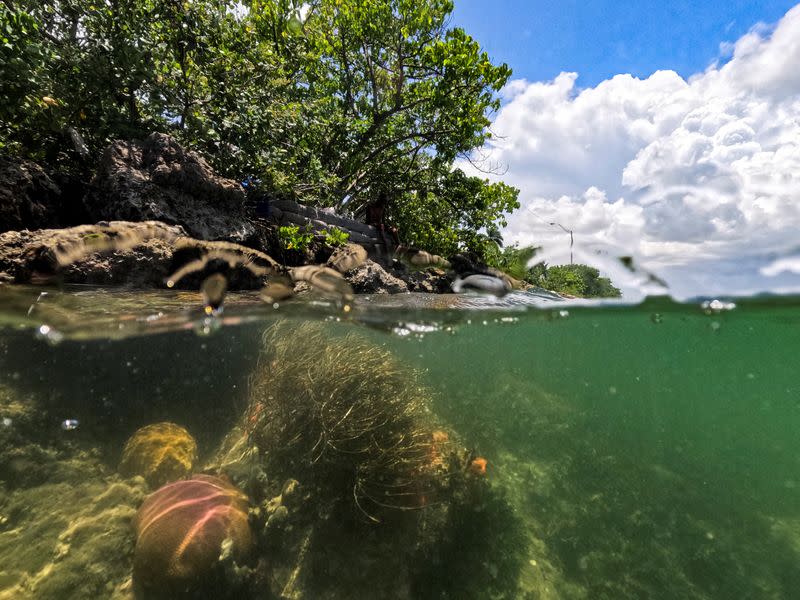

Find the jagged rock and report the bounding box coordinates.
[0,221,278,289]
[403,268,452,293]
[345,259,408,294]
[0,221,183,287]
[85,133,253,241]
[0,158,62,233]
[449,252,492,277]
[326,243,368,273]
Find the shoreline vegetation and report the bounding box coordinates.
[0,0,619,299]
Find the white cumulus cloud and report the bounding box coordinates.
[466,4,800,298]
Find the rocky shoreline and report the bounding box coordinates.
[0,134,515,297]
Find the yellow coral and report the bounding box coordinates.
[119,422,197,488]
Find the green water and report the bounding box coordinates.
[0,286,798,599]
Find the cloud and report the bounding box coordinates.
[464,4,800,297]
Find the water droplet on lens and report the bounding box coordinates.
[194,317,222,337]
[61,419,79,431]
[201,273,227,316]
[36,324,64,345]
[702,299,736,314]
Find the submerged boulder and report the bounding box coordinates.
[119,422,198,489]
[85,133,253,242]
[133,474,252,599]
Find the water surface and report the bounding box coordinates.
[0,285,797,599]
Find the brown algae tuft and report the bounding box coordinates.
[246,321,458,521]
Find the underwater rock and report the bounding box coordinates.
[0,382,145,599]
[0,383,105,490]
[132,474,252,599]
[119,422,198,489]
[85,133,253,242]
[260,479,302,536]
[203,422,267,497]
[0,444,146,599]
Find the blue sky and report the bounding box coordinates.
[452,0,798,86]
[451,2,800,298]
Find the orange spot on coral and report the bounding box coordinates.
[426,446,444,470]
[431,430,449,443]
[469,457,488,476]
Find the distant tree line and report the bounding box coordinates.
[493,244,621,298]
[541,264,621,298]
[0,0,519,260]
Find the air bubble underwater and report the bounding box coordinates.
[702,299,736,314]
[36,324,64,345]
[60,419,79,431]
[193,315,223,337]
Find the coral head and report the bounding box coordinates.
[132,474,252,599]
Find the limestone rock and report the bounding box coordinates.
[85,133,253,242]
[0,158,62,233]
[345,259,408,294]
[326,243,368,273]
[0,221,183,286]
[404,268,452,293]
